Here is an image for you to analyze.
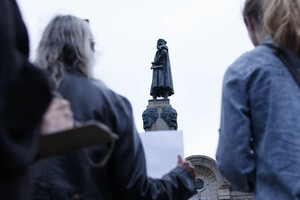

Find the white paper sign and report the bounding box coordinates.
[139,130,184,179]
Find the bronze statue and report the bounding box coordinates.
[150,39,174,99]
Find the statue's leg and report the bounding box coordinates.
[163,90,168,99]
[153,88,158,99]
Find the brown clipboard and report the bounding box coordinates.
[36,121,118,160]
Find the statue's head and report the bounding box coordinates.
[157,38,167,48]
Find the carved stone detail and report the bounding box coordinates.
[161,107,177,130]
[142,108,159,129]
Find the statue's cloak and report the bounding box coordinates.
[150,46,174,97]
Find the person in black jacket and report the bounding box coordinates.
[0,1,73,199]
[31,15,196,200]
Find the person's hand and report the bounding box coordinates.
[40,98,74,135]
[177,155,197,182]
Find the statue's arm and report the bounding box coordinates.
[152,49,168,64]
[151,65,163,69]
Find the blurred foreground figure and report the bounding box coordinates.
[216,0,300,199]
[0,0,73,200]
[31,15,196,200]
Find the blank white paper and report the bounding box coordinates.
[139,130,184,179]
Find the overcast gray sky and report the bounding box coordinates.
[17,0,252,158]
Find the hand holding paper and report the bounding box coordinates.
[177,155,197,182]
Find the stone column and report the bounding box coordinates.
[142,99,177,131]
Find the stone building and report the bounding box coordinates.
[186,155,253,200]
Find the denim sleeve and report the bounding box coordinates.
[216,67,255,192]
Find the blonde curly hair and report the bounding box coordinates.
[35,15,95,89]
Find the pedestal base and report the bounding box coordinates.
[142,99,177,131]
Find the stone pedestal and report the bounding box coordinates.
[142,99,177,131]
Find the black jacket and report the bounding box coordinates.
[0,0,52,199]
[31,70,196,200]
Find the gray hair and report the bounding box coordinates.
[35,15,95,88]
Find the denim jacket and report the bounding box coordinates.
[216,38,300,199]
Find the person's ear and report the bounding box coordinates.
[91,42,95,52]
[244,16,255,31]
[244,16,260,46]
